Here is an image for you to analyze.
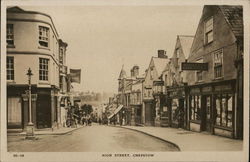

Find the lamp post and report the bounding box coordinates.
[26,68,35,139]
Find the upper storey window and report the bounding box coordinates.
[204,17,213,44]
[7,24,14,46]
[39,26,49,47]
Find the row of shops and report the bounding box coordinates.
[110,5,243,139]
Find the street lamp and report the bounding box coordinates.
[26,68,35,139]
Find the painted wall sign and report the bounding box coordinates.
[181,62,208,71]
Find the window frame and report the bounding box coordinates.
[213,49,223,79]
[7,24,14,47]
[190,95,201,121]
[38,26,50,48]
[204,17,213,45]
[7,56,14,81]
[214,93,233,128]
[39,58,49,81]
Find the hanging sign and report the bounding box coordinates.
[181,62,208,71]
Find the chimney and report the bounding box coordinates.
[158,50,168,58]
[131,65,139,78]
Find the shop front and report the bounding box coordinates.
[188,79,236,138]
[167,86,187,129]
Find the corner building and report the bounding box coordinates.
[7,7,67,129]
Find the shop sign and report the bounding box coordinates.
[181,62,208,71]
[214,84,232,92]
[202,86,212,93]
[190,88,200,94]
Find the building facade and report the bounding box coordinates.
[143,50,169,126]
[185,5,243,139]
[163,35,194,128]
[6,7,68,129]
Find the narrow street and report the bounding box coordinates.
[7,125,179,152]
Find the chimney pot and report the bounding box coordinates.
[158,50,167,58]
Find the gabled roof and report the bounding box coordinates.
[219,6,243,39]
[152,57,169,77]
[178,35,194,59]
[118,66,127,80]
[7,6,24,12]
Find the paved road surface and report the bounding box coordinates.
[8,125,179,152]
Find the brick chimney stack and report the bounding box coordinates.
[158,50,168,58]
[131,65,139,78]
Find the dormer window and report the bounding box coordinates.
[204,17,213,44]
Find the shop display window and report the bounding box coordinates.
[215,94,233,128]
[190,95,201,121]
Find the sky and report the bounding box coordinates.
[21,5,203,93]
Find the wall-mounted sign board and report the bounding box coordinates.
[181,62,208,71]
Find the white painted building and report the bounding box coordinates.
[6,6,69,129]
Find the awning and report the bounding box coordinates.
[108,105,123,119]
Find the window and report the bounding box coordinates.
[7,24,14,46]
[59,48,63,64]
[176,48,180,58]
[196,59,203,81]
[39,26,49,47]
[215,94,233,128]
[190,95,201,121]
[204,17,213,44]
[39,58,49,81]
[214,49,223,78]
[7,57,14,80]
[59,76,63,90]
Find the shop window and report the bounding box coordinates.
[190,95,201,121]
[172,99,179,124]
[7,57,14,80]
[214,49,223,78]
[39,26,49,47]
[215,94,233,128]
[204,17,213,44]
[7,24,14,46]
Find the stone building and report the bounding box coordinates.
[6,6,69,129]
[143,50,169,126]
[162,35,194,128]
[185,5,243,139]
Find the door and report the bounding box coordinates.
[37,94,51,128]
[7,97,22,128]
[203,95,212,132]
[145,102,154,126]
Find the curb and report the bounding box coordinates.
[8,126,84,136]
[111,125,181,151]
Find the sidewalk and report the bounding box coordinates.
[8,126,83,136]
[118,125,243,151]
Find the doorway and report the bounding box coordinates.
[145,102,154,126]
[37,94,51,128]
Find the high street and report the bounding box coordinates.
[7,125,179,152]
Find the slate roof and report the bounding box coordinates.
[178,35,194,59]
[152,57,170,77]
[219,5,243,39]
